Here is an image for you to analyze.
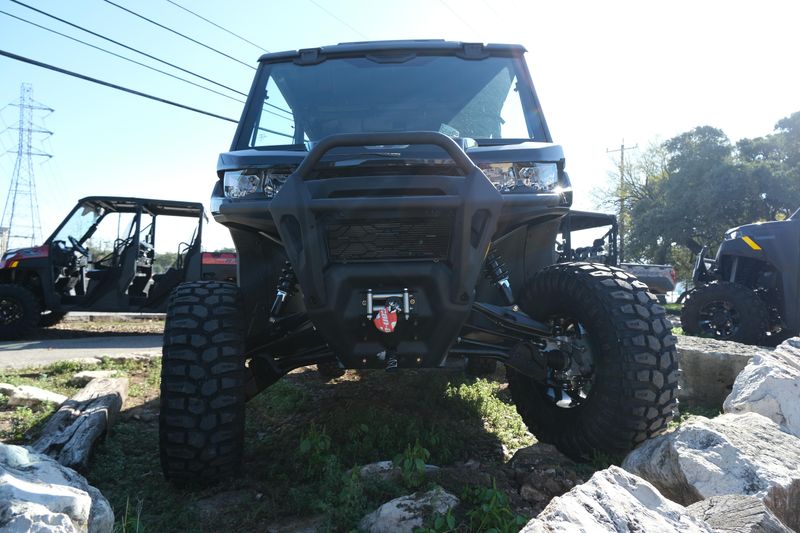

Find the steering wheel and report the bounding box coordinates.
[68,236,90,257]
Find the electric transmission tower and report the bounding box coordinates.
[0,83,53,254]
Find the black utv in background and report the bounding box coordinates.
[0,196,235,339]
[681,207,800,345]
[159,40,678,483]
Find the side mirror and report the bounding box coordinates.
[685,238,703,255]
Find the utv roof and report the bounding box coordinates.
[258,40,527,63]
[559,210,618,232]
[78,196,204,218]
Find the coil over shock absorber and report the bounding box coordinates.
[484,247,514,305]
[269,261,297,322]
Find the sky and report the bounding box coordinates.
[1,0,799,251]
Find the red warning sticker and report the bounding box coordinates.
[373,308,398,333]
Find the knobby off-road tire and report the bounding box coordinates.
[38,310,67,328]
[681,281,770,345]
[507,262,679,460]
[159,281,246,485]
[0,284,41,340]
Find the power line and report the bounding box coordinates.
[9,0,248,98]
[164,0,269,54]
[0,49,239,124]
[438,0,483,39]
[102,0,255,70]
[0,9,247,106]
[307,0,368,39]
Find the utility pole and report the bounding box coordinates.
[607,140,637,263]
[0,83,52,254]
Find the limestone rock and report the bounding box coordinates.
[65,358,103,367]
[622,412,800,530]
[354,460,439,482]
[0,383,67,408]
[724,337,800,438]
[359,487,459,533]
[0,443,113,532]
[522,466,713,532]
[69,371,119,387]
[687,494,792,533]
[676,335,769,409]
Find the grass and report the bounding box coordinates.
[1,356,541,531]
[0,357,160,443]
[2,354,716,532]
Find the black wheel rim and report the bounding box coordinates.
[698,299,740,338]
[543,317,595,409]
[0,296,24,326]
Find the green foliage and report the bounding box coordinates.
[297,423,333,478]
[463,483,528,533]
[668,405,722,430]
[393,440,431,489]
[419,482,528,533]
[445,379,532,451]
[596,111,800,283]
[1,405,55,442]
[415,509,457,533]
[120,497,145,533]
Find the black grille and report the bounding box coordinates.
[326,217,453,262]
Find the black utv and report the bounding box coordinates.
[159,40,678,483]
[0,196,235,339]
[681,207,800,345]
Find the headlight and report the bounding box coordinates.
[477,162,560,193]
[223,170,261,199]
[223,169,293,199]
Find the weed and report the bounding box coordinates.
[298,423,333,478]
[119,497,144,533]
[2,405,55,442]
[667,405,721,430]
[419,482,528,533]
[416,509,457,533]
[463,482,528,533]
[445,378,533,451]
[394,440,431,489]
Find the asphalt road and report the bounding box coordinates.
[0,335,162,369]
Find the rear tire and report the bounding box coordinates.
[0,284,40,340]
[680,281,769,345]
[507,262,678,460]
[159,281,246,485]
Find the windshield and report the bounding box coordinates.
[244,54,544,148]
[51,204,103,244]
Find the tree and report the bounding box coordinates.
[594,114,800,284]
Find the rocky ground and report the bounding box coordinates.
[2,317,799,532]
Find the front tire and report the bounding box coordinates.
[680,281,769,345]
[0,284,41,340]
[159,281,247,484]
[507,263,678,460]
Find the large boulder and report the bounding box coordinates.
[622,412,800,530]
[686,494,792,533]
[676,336,769,409]
[358,487,458,533]
[0,443,113,532]
[521,466,713,532]
[723,337,800,438]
